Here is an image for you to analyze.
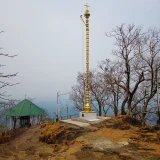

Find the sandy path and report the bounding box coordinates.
[0,125,53,160]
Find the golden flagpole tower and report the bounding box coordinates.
[79,3,97,121]
[84,3,91,112]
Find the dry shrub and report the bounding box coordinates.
[130,134,158,144]
[40,122,61,136]
[104,116,141,130]
[130,128,160,144]
[157,132,160,143]
[39,122,83,145]
[41,123,47,128]
[129,125,160,144]
[121,116,141,126]
[39,122,66,144]
[138,126,160,133]
[0,135,11,144]
[114,116,142,129]
[108,117,130,130]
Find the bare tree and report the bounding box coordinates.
[0,99,19,128]
[138,28,160,121]
[0,31,19,128]
[104,24,160,125]
[70,24,160,125]
[106,24,146,115]
[70,71,110,116]
[99,59,122,116]
[0,31,18,99]
[70,72,85,111]
[89,70,110,116]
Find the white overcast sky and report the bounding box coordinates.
[0,0,160,101]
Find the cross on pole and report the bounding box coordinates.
[84,3,90,10]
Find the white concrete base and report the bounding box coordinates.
[79,111,98,121]
[61,119,90,127]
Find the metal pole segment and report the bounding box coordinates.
[84,3,91,112]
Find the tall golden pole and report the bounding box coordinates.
[84,3,91,112]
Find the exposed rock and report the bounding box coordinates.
[118,141,129,146]
[39,152,53,158]
[93,140,121,150]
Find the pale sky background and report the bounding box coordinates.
[0,0,160,109]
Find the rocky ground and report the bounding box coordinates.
[0,117,160,160]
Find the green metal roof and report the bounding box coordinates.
[3,99,45,117]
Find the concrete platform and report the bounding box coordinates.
[89,116,111,124]
[60,116,111,127]
[61,119,90,127]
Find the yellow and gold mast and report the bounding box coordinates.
[84,3,91,112]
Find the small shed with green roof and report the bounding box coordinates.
[3,99,45,128]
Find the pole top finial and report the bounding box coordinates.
[84,3,90,11]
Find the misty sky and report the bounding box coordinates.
[0,0,160,103]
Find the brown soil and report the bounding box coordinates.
[0,125,54,160]
[0,118,160,160]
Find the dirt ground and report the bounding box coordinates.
[0,125,53,160]
[0,119,160,160]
